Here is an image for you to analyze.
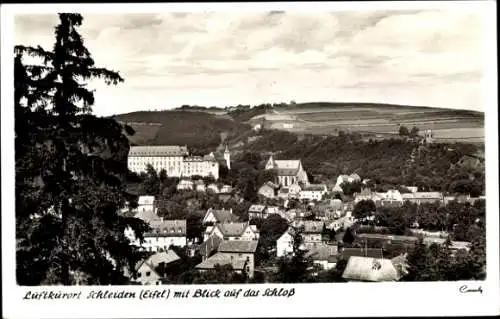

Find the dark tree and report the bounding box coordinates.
[342,227,355,245]
[353,199,376,220]
[276,226,312,283]
[398,125,409,136]
[15,13,148,285]
[410,126,420,137]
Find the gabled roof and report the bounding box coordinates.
[349,173,361,180]
[303,184,327,192]
[305,243,339,262]
[135,209,161,224]
[199,235,222,258]
[129,145,189,157]
[217,222,252,237]
[218,240,259,253]
[138,196,155,206]
[342,256,400,282]
[206,208,239,223]
[136,250,181,271]
[274,159,301,169]
[147,219,187,237]
[248,205,266,213]
[275,168,299,176]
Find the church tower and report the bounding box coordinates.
[224,145,231,170]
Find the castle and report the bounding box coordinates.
[128,145,229,180]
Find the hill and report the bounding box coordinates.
[247,102,484,143]
[113,110,252,154]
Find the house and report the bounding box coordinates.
[305,243,339,270]
[288,183,302,198]
[354,188,383,205]
[328,215,355,232]
[336,173,361,187]
[266,206,281,216]
[203,222,259,242]
[248,205,267,219]
[299,184,328,202]
[402,192,443,205]
[195,240,259,278]
[277,187,290,199]
[276,230,294,257]
[202,208,239,225]
[265,155,309,187]
[258,182,278,199]
[126,219,187,252]
[316,199,344,220]
[134,207,161,224]
[403,186,418,193]
[207,183,220,193]
[176,179,194,191]
[194,180,206,192]
[292,220,325,248]
[378,189,403,206]
[341,256,407,282]
[130,250,181,285]
[137,195,155,213]
[220,184,233,194]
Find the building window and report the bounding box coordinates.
[146,271,151,277]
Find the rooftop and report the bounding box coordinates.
[303,184,327,192]
[146,219,187,237]
[217,222,253,237]
[342,256,400,282]
[248,205,266,213]
[218,240,259,253]
[195,253,247,270]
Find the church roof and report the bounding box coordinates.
[274,160,301,169]
[275,168,299,176]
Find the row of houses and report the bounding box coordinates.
[177,179,233,193]
[354,187,485,207]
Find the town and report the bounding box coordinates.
[13,12,487,287]
[121,141,486,284]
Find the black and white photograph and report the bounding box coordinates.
[1,1,499,318]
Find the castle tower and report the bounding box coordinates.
[224,145,231,170]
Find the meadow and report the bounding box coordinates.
[250,103,484,142]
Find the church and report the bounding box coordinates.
[264,155,309,187]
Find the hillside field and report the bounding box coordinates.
[247,103,484,142]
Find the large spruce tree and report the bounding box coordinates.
[15,13,149,285]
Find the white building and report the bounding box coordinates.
[125,219,187,252]
[336,173,361,187]
[137,196,155,213]
[128,145,219,180]
[299,184,328,201]
[203,222,259,242]
[276,231,294,257]
[176,179,194,191]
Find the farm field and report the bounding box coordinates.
[250,103,484,142]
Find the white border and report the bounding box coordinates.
[1,2,499,318]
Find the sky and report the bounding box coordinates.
[13,6,490,116]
